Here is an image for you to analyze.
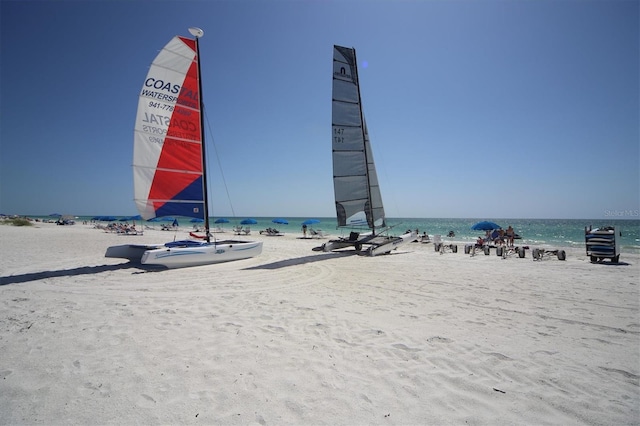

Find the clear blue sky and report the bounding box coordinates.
[1,0,638,219]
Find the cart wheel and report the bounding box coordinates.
[451,245,458,253]
[464,245,471,254]
[483,246,490,255]
[355,243,362,251]
[532,248,539,260]
[496,246,503,256]
[590,255,597,263]
[612,255,620,263]
[557,250,566,261]
[518,247,525,258]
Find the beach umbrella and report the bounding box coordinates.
[241,218,257,225]
[172,218,179,227]
[49,213,62,217]
[470,221,501,231]
[214,218,229,224]
[272,218,289,225]
[302,219,320,226]
[190,218,205,223]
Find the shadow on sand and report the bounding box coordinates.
[0,262,155,286]
[246,251,355,270]
[245,248,410,270]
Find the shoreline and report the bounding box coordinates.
[5,215,640,255]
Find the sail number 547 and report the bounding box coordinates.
[333,127,345,143]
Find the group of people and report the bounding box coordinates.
[476,225,516,247]
[103,222,140,235]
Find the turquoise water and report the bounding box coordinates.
[53,215,640,254]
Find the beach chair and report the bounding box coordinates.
[242,227,251,235]
[434,234,458,254]
[233,225,243,235]
[309,228,325,238]
[464,234,494,256]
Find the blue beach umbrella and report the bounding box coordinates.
[214,218,229,224]
[241,218,257,225]
[471,221,501,231]
[272,218,289,225]
[302,219,320,226]
[190,218,205,223]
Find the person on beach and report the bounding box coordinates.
[506,226,515,247]
[302,224,307,238]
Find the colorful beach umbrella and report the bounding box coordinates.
[470,221,501,231]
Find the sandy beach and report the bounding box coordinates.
[1,222,638,425]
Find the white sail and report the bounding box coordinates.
[332,45,385,229]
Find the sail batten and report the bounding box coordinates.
[332,45,386,229]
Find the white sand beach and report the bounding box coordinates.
[1,222,638,425]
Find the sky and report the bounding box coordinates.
[1,0,638,220]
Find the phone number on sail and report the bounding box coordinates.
[149,101,174,112]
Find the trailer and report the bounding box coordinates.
[585,226,620,263]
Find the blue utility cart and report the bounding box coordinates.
[585,226,620,263]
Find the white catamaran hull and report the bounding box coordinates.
[367,230,418,256]
[323,230,417,256]
[106,241,263,268]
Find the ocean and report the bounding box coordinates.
[44,216,640,254]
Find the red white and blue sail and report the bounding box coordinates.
[133,35,204,220]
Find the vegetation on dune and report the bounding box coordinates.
[1,218,33,227]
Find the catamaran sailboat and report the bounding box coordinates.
[105,28,262,268]
[320,45,417,256]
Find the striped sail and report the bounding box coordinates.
[332,45,385,229]
[133,36,204,220]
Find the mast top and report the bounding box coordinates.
[188,27,204,38]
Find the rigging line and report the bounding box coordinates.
[202,104,237,219]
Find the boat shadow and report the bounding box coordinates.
[246,251,354,270]
[0,261,152,286]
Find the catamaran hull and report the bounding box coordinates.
[105,244,164,261]
[322,231,418,256]
[142,241,262,268]
[367,231,418,256]
[106,241,263,268]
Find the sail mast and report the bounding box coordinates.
[351,48,375,234]
[190,28,210,243]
